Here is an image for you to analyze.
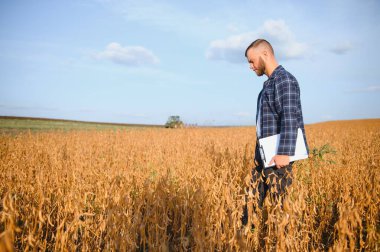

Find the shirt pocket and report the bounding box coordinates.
[263,89,280,115]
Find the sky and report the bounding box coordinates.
[0,0,379,126]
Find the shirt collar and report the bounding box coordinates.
[263,65,283,87]
[268,65,283,80]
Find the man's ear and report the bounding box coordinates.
[262,50,268,58]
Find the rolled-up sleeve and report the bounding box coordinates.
[274,77,299,156]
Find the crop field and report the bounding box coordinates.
[0,119,379,251]
[0,116,162,134]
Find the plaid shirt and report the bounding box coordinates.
[255,65,308,159]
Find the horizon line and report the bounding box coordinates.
[1,115,379,128]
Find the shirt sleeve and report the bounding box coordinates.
[274,77,299,156]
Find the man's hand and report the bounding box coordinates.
[269,155,290,169]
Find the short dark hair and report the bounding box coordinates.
[244,39,274,57]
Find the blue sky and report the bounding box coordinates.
[1,0,379,125]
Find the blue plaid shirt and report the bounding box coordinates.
[255,65,308,160]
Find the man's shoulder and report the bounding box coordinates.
[275,66,297,83]
[264,66,299,90]
[270,67,300,93]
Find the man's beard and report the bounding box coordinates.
[255,57,266,76]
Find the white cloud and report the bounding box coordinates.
[206,32,252,63]
[95,42,159,66]
[0,104,60,111]
[226,24,240,33]
[206,19,309,63]
[113,111,149,118]
[346,85,380,93]
[98,0,218,39]
[321,114,334,121]
[330,41,353,55]
[235,112,251,117]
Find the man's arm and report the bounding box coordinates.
[276,77,299,155]
[270,78,299,168]
[270,76,299,168]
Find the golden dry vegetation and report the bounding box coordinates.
[0,119,379,251]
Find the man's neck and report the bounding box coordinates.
[265,61,279,78]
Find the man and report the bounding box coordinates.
[242,39,308,224]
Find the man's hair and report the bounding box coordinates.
[244,39,274,57]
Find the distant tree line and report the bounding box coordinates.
[165,116,184,128]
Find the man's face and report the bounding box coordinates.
[246,48,265,76]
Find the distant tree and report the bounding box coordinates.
[165,115,184,128]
